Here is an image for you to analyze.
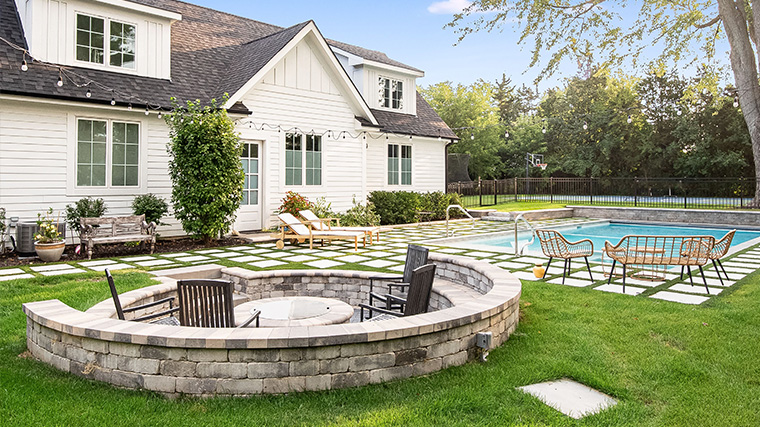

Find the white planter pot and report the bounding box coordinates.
[35,241,65,262]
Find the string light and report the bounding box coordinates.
[85,89,92,98]
[676,108,682,116]
[21,59,28,71]
[127,103,132,111]
[582,121,588,130]
[627,114,632,124]
[505,131,509,138]
[56,74,63,87]
[470,132,474,140]
[144,106,150,116]
[110,97,116,106]
[157,111,162,119]
[409,135,413,140]
[542,126,546,134]
[733,96,739,108]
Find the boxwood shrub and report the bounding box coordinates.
[368,191,464,225]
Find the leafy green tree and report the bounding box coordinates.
[497,115,546,177]
[421,80,505,179]
[165,97,244,244]
[448,0,760,203]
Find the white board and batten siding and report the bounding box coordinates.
[0,98,182,240]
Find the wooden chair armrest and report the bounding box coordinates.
[359,303,402,320]
[133,306,179,322]
[123,296,175,313]
[237,309,261,328]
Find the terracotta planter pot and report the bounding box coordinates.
[35,241,65,262]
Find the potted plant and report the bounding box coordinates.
[34,208,65,262]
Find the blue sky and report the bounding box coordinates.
[188,0,730,91]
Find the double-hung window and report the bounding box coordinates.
[76,13,135,70]
[388,144,412,185]
[379,77,403,109]
[285,133,322,186]
[77,119,139,187]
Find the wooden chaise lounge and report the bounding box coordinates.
[604,235,715,293]
[299,209,380,243]
[277,213,366,251]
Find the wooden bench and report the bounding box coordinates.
[604,235,715,293]
[80,215,156,260]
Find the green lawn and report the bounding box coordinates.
[2,268,759,426]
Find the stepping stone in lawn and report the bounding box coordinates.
[358,251,395,258]
[360,260,398,268]
[78,259,117,267]
[208,252,243,258]
[609,277,661,288]
[569,271,597,280]
[260,252,292,258]
[512,271,544,281]
[304,260,344,269]
[40,268,86,276]
[495,261,531,270]
[649,291,710,305]
[161,252,191,258]
[387,255,408,262]
[243,248,272,255]
[334,255,370,263]
[0,268,25,276]
[226,246,253,251]
[282,255,318,263]
[722,266,757,274]
[121,256,156,262]
[195,249,224,254]
[669,283,723,295]
[547,277,593,287]
[174,255,211,263]
[388,264,405,272]
[229,255,262,263]
[249,260,286,268]
[31,264,75,272]
[514,256,548,265]
[517,378,617,419]
[313,251,349,258]
[0,273,34,281]
[136,259,176,267]
[86,263,133,272]
[463,251,498,258]
[594,284,646,295]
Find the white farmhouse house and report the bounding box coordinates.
[0,0,458,236]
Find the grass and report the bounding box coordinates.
[2,267,760,426]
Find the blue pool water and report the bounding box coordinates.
[474,222,760,261]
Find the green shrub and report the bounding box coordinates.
[166,97,244,244]
[132,194,169,226]
[278,191,311,216]
[419,191,465,220]
[65,197,107,232]
[339,197,380,227]
[368,191,420,225]
[310,197,336,219]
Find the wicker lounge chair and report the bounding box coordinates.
[177,279,260,328]
[277,213,366,251]
[359,264,436,321]
[535,229,594,284]
[105,269,179,326]
[605,235,715,293]
[691,229,735,286]
[299,209,380,243]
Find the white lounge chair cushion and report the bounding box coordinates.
[279,213,363,238]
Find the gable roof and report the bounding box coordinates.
[0,0,454,138]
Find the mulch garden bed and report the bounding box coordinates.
[0,237,250,269]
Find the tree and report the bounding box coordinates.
[165,97,244,244]
[449,0,760,204]
[420,80,505,179]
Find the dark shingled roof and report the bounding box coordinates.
[0,0,453,138]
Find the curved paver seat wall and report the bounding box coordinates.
[22,254,521,397]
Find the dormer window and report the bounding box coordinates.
[379,77,403,109]
[76,13,135,70]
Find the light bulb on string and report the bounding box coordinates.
[627,114,632,124]
[127,103,132,111]
[144,107,150,116]
[542,126,546,134]
[409,135,412,141]
[676,108,682,116]
[56,75,63,87]
[583,121,588,130]
[110,97,116,106]
[470,132,474,140]
[385,135,389,141]
[85,89,92,98]
[21,59,28,71]
[438,136,442,142]
[157,111,162,119]
[505,131,509,138]
[733,96,739,108]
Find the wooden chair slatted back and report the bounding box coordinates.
[177,279,235,328]
[403,264,437,317]
[402,245,429,283]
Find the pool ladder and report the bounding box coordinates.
[445,205,476,237]
[514,213,537,255]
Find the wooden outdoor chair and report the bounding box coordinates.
[277,213,366,251]
[359,264,436,321]
[177,279,260,328]
[299,209,380,243]
[105,269,180,326]
[535,229,594,284]
[367,244,429,310]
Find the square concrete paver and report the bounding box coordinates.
[229,255,262,263]
[30,264,75,272]
[361,260,398,268]
[304,260,344,269]
[40,268,86,276]
[283,255,318,263]
[514,256,548,265]
[594,284,646,295]
[135,259,176,267]
[161,252,191,258]
[208,252,243,258]
[250,260,286,268]
[174,255,211,263]
[86,263,133,272]
[195,249,224,254]
[78,259,116,267]
[120,256,156,262]
[518,379,617,419]
[649,291,710,305]
[513,271,545,281]
[0,268,25,276]
[669,283,724,295]
[495,261,531,270]
[0,273,34,281]
[547,277,593,287]
[335,255,370,263]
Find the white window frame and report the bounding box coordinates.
[241,142,260,206]
[284,133,322,187]
[74,12,137,71]
[73,117,142,190]
[387,143,412,186]
[378,77,404,110]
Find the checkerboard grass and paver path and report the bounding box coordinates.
[1,217,757,305]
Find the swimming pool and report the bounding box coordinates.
[439,221,760,261]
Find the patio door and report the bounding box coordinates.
[236,141,262,231]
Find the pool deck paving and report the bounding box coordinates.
[1,217,758,306]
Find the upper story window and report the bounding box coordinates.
[76,13,135,70]
[285,133,322,186]
[379,77,403,110]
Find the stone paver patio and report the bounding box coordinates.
[2,217,758,305]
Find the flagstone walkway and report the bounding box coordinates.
[1,217,757,305]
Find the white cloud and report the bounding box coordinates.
[427,0,472,15]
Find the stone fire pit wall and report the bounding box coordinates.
[22,254,521,397]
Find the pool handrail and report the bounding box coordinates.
[514,213,537,255]
[446,205,475,237]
